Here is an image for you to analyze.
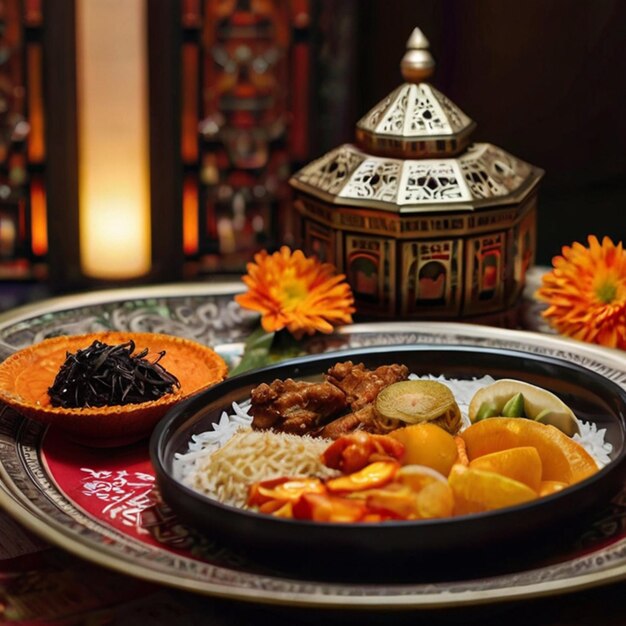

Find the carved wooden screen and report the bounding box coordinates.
[0,0,358,292]
[0,0,46,281]
[179,0,313,275]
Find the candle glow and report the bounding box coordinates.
[76,0,150,279]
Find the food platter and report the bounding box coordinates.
[2,280,626,608]
[152,344,626,579]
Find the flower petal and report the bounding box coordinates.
[537,236,626,350]
[235,247,355,338]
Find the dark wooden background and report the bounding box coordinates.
[2,0,623,311]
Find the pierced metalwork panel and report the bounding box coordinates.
[295,146,364,197]
[292,143,541,211]
[431,85,472,133]
[378,85,411,135]
[406,84,456,135]
[399,159,471,205]
[461,144,532,199]
[357,86,401,135]
[357,82,473,139]
[338,157,401,203]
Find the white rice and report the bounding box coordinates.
[173,399,253,483]
[574,421,613,466]
[173,374,613,500]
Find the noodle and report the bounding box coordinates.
[185,428,337,508]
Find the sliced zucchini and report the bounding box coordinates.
[375,380,462,434]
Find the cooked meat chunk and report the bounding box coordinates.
[250,378,347,434]
[317,404,379,439]
[325,361,409,410]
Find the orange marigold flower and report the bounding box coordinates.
[235,247,355,339]
[535,235,626,349]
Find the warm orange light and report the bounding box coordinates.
[30,175,47,256]
[76,0,151,280]
[182,175,199,255]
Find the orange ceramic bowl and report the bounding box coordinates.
[0,331,228,447]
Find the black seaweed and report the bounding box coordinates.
[48,340,180,408]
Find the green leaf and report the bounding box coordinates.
[228,328,275,377]
[243,325,275,351]
[228,327,307,377]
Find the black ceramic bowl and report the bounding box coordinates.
[150,345,626,581]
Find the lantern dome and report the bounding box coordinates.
[290,27,543,212]
[355,81,475,158]
[356,28,474,158]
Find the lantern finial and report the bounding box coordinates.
[401,27,435,83]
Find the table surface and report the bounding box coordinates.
[1,270,624,625]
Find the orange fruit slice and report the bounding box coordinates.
[469,446,542,492]
[460,417,597,484]
[538,480,568,497]
[389,423,459,476]
[448,464,538,515]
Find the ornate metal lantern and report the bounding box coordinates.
[290,28,544,323]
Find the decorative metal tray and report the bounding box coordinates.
[0,281,626,608]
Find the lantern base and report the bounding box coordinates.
[353,299,524,330]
